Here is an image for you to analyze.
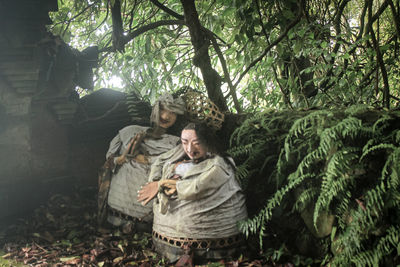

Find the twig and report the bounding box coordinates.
[209,36,241,112]
[149,0,184,20]
[234,13,302,89]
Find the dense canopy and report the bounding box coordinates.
[50,0,400,112]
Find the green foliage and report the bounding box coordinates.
[230,106,400,266]
[49,0,400,111]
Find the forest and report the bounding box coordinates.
[1,0,400,266]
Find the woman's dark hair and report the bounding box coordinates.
[182,123,235,169]
[183,122,222,155]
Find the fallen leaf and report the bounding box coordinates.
[142,249,157,258]
[1,252,13,259]
[113,256,124,263]
[117,243,124,253]
[59,256,80,262]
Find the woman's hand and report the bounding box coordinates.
[137,181,159,206]
[137,180,178,206]
[115,154,127,165]
[116,134,144,165]
[159,179,177,196]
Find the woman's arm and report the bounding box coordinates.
[137,179,177,205]
[137,145,184,206]
[148,145,184,182]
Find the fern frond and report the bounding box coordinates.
[231,107,400,265]
[230,112,266,146]
[335,193,351,229]
[380,147,400,189]
[350,250,379,267]
[314,147,360,227]
[362,182,386,225]
[318,117,362,154]
[284,110,332,160]
[395,130,400,144]
[345,104,372,116]
[372,114,392,134]
[239,173,312,247]
[362,138,379,155]
[235,163,250,181]
[360,143,397,162]
[351,226,400,267]
[228,141,261,157]
[293,187,318,212]
[289,148,324,179]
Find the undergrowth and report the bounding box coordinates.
[229,105,400,266]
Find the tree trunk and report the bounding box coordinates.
[180,0,228,111]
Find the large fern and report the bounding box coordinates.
[230,106,400,265]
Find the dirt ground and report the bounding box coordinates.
[0,186,285,267]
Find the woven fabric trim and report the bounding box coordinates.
[152,230,243,249]
[108,206,151,222]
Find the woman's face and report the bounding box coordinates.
[181,129,207,160]
[158,105,177,129]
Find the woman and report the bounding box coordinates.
[98,93,185,229]
[138,123,248,263]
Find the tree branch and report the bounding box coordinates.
[180,0,228,111]
[367,0,390,108]
[319,0,350,91]
[110,0,125,52]
[357,1,368,39]
[51,0,101,28]
[124,19,185,42]
[387,0,400,40]
[149,0,184,20]
[332,0,350,55]
[100,20,185,52]
[370,0,389,24]
[234,13,302,89]
[209,36,241,112]
[253,0,292,108]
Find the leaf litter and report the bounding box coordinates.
[0,186,276,266]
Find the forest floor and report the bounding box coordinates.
[0,186,290,267]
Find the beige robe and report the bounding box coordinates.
[107,125,179,223]
[149,146,248,238]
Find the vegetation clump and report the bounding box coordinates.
[230,105,400,266]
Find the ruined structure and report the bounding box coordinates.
[0,0,150,222]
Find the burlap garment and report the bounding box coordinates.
[149,146,248,239]
[105,125,179,224]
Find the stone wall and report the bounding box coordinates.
[0,1,149,222]
[0,0,93,221]
[0,0,71,220]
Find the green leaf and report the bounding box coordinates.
[282,9,295,20]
